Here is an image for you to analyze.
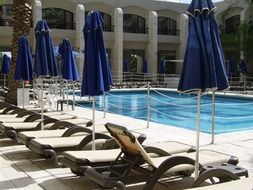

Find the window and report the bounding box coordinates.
[42,8,74,29]
[123,14,146,34]
[158,17,178,35]
[225,15,240,34]
[0,4,13,26]
[85,11,112,32]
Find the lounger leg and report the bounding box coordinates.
[143,156,195,190]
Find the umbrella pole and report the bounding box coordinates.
[147,82,150,128]
[103,92,106,118]
[67,80,69,111]
[4,75,6,88]
[92,96,96,150]
[22,80,25,109]
[41,77,44,130]
[194,91,201,180]
[211,91,215,144]
[73,85,75,110]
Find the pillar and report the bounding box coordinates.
[147,11,158,75]
[112,8,123,81]
[75,4,85,80]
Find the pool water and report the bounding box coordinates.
[77,90,253,134]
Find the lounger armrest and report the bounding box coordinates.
[193,168,240,188]
[143,146,171,156]
[24,114,50,122]
[34,118,59,130]
[84,166,126,190]
[75,133,112,150]
[16,110,36,118]
[2,106,20,114]
[49,121,77,130]
[61,126,92,137]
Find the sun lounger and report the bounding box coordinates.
[184,177,253,190]
[0,114,77,140]
[82,122,242,190]
[18,118,92,146]
[60,139,196,175]
[0,111,64,123]
[28,124,112,165]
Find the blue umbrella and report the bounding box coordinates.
[1,54,11,87]
[14,36,33,108]
[123,60,129,72]
[177,0,229,180]
[58,39,79,110]
[142,59,148,73]
[240,59,248,75]
[1,54,10,75]
[34,20,58,130]
[81,11,112,149]
[58,39,79,81]
[34,20,58,77]
[14,36,32,81]
[53,46,80,58]
[159,60,165,74]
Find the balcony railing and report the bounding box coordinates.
[158,29,180,36]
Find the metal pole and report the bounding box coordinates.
[195,91,201,180]
[244,75,246,93]
[66,80,69,111]
[41,77,44,130]
[103,92,106,118]
[92,96,96,150]
[147,82,150,128]
[211,91,215,144]
[73,84,75,110]
[4,75,6,88]
[22,81,25,109]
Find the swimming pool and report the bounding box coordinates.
[77,90,253,134]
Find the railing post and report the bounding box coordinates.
[147,82,150,128]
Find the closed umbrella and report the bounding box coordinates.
[142,59,148,74]
[159,60,165,74]
[14,36,33,108]
[34,20,58,130]
[178,0,229,179]
[1,54,11,87]
[81,11,112,150]
[58,38,79,110]
[123,60,129,73]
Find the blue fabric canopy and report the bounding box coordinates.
[34,20,58,77]
[240,59,248,75]
[142,59,148,73]
[81,11,112,96]
[178,0,229,92]
[1,54,11,75]
[14,36,33,81]
[53,46,80,58]
[159,60,165,74]
[123,60,129,72]
[58,39,79,81]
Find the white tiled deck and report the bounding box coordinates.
[0,105,252,190]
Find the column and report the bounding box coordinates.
[147,11,158,76]
[75,4,85,80]
[112,8,123,81]
[32,0,42,52]
[177,13,188,74]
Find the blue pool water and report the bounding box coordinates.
[77,90,253,134]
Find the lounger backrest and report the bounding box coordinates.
[105,123,155,166]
